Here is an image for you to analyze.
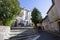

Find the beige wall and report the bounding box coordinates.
[44,23,50,31]
[49,22,59,32]
[54,0,60,18]
[48,6,59,22]
[47,5,59,32]
[43,0,60,32]
[42,20,50,30]
[42,0,60,31]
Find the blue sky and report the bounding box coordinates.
[18,0,52,18]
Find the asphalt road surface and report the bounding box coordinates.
[37,30,60,40]
[9,29,60,40]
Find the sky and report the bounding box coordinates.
[18,0,52,18]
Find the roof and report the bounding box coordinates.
[20,8,30,12]
[47,0,55,14]
[42,15,48,21]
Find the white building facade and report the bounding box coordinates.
[21,8,32,26]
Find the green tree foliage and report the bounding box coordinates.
[0,0,20,26]
[31,8,42,27]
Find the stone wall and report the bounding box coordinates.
[49,22,59,32]
[0,26,10,40]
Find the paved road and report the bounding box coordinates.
[9,28,60,40]
[37,31,60,40]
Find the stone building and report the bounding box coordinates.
[20,8,32,26]
[42,0,60,32]
[42,15,50,31]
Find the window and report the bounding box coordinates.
[51,10,54,16]
[25,11,28,20]
[45,25,48,29]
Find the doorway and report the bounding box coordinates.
[58,22,60,31]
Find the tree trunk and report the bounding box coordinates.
[35,23,37,28]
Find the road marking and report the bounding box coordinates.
[32,35,40,40]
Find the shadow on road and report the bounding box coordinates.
[9,29,39,40]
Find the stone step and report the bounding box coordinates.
[9,27,38,40]
[10,33,37,37]
[10,29,27,32]
[10,31,39,40]
[9,29,27,37]
[11,27,34,30]
[9,32,37,38]
[10,34,38,40]
[5,35,40,40]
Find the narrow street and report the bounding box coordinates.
[7,27,60,40]
[1,0,60,40]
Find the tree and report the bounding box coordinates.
[0,0,20,26]
[31,8,42,27]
